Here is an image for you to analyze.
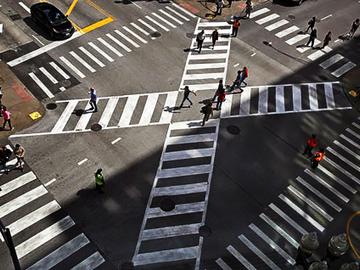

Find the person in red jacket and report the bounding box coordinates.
[311,148,325,169]
[303,134,317,157]
[1,106,13,130]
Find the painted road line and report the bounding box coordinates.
[39,67,58,84]
[74,102,93,131]
[307,46,332,61]
[324,156,360,185]
[239,87,251,115]
[49,61,70,79]
[227,245,256,270]
[203,45,229,51]
[297,39,321,53]
[292,85,302,111]
[88,42,114,62]
[69,51,96,72]
[27,233,89,270]
[97,37,124,57]
[18,1,30,13]
[163,148,214,161]
[269,203,308,235]
[153,182,208,196]
[279,194,325,231]
[318,163,356,194]
[255,13,280,25]
[167,133,216,144]
[51,100,78,133]
[220,94,232,118]
[170,119,218,130]
[216,258,232,270]
[79,46,105,67]
[146,15,169,32]
[157,165,211,179]
[296,176,342,212]
[347,127,360,140]
[321,14,332,21]
[138,18,158,33]
[183,72,224,80]
[320,54,344,69]
[331,61,356,78]
[71,252,105,270]
[111,137,122,145]
[198,21,229,27]
[286,34,308,45]
[352,122,360,130]
[29,72,55,98]
[203,29,232,36]
[0,171,36,198]
[114,29,140,48]
[265,19,289,31]
[335,139,360,161]
[171,3,197,18]
[123,26,148,44]
[287,185,333,222]
[147,202,205,219]
[134,246,198,266]
[118,95,139,127]
[45,178,57,187]
[249,223,295,265]
[324,82,335,108]
[142,223,201,240]
[275,85,285,112]
[258,86,268,113]
[305,169,349,203]
[308,83,318,110]
[327,147,360,172]
[139,94,159,125]
[341,133,360,151]
[275,26,299,38]
[59,56,85,78]
[182,83,219,91]
[130,22,150,36]
[249,7,270,19]
[159,9,183,24]
[98,97,119,128]
[106,33,132,53]
[152,12,176,28]
[16,216,75,259]
[59,86,66,91]
[159,91,178,123]
[77,158,88,166]
[165,6,190,21]
[239,234,281,270]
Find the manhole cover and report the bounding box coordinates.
[199,225,212,237]
[227,125,240,135]
[91,123,102,132]
[120,262,134,270]
[160,197,175,212]
[73,109,84,116]
[61,79,71,88]
[288,14,296,20]
[46,103,57,110]
[150,31,161,38]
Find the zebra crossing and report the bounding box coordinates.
[15,3,196,100]
[215,119,360,269]
[180,19,232,92]
[250,7,357,78]
[0,146,107,269]
[132,120,219,268]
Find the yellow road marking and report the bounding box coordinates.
[68,18,82,32]
[66,0,79,16]
[80,17,113,34]
[85,0,115,19]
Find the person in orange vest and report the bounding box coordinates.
[303,134,317,157]
[232,19,240,37]
[311,148,325,169]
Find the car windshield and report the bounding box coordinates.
[44,8,67,25]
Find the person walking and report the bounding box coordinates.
[303,134,317,157]
[348,18,360,38]
[215,0,224,15]
[245,0,253,18]
[89,88,98,112]
[211,29,219,49]
[306,28,317,48]
[179,86,197,108]
[239,66,248,87]
[216,87,226,110]
[95,168,105,193]
[227,0,233,8]
[305,17,316,33]
[232,19,240,37]
[311,148,325,169]
[1,106,13,130]
[201,101,213,126]
[321,31,331,49]
[213,79,224,101]
[14,144,25,171]
[196,30,205,53]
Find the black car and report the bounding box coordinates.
[274,0,305,5]
[30,3,74,39]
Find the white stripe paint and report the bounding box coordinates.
[59,86,66,91]
[147,202,205,219]
[118,95,139,127]
[142,223,201,240]
[163,148,214,161]
[70,252,105,270]
[198,21,229,27]
[258,86,268,113]
[59,56,85,78]
[275,26,299,38]
[331,61,356,78]
[88,42,114,62]
[146,15,169,32]
[265,19,289,31]
[292,85,302,111]
[334,140,360,163]
[138,18,157,32]
[297,39,321,53]
[216,258,232,270]
[51,100,78,133]
[159,9,183,24]
[324,82,335,108]
[255,14,280,25]
[165,6,190,21]
[321,14,332,21]
[49,61,70,79]
[249,8,270,19]
[327,147,360,172]
[275,85,285,112]
[320,54,344,69]
[188,53,228,60]
[227,245,256,270]
[341,133,360,151]
[123,26,148,44]
[77,158,88,165]
[152,12,176,28]
[167,133,216,144]
[157,165,211,179]
[286,34,308,45]
[114,29,140,48]
[106,33,132,52]
[318,163,356,194]
[130,22,150,36]
[239,87,251,115]
[111,137,122,145]
[324,156,360,185]
[69,51,96,72]
[98,97,119,128]
[183,72,224,80]
[220,94,232,118]
[153,182,208,196]
[138,94,158,125]
[308,83,318,110]
[39,67,58,84]
[307,46,332,61]
[97,37,124,57]
[0,171,36,198]
[29,72,55,98]
[182,83,219,91]
[159,91,178,123]
[170,119,218,130]
[171,3,197,18]
[19,1,30,13]
[79,46,105,67]
[74,102,94,131]
[45,178,57,187]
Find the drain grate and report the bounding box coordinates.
[91,123,102,132]
[227,125,240,135]
[150,31,161,38]
[46,103,57,110]
[160,197,175,212]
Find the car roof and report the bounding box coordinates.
[31,2,62,12]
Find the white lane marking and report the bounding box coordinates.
[171,3,197,18]
[249,223,295,265]
[97,37,124,57]
[227,245,256,270]
[198,21,229,27]
[114,29,140,48]
[334,39,341,43]
[297,39,321,53]
[331,61,356,78]
[29,72,54,98]
[130,22,150,36]
[239,234,281,269]
[39,67,58,84]
[159,91,178,123]
[279,194,325,231]
[49,61,70,79]
[71,252,105,270]
[152,12,176,28]
[88,42,114,62]
[275,26,299,38]
[258,86,268,114]
[233,63,240,67]
[183,72,224,80]
[249,7,270,19]
[59,86,66,91]
[45,178,57,187]
[7,32,82,67]
[255,13,280,25]
[221,94,232,118]
[32,35,44,45]
[16,216,75,259]
[69,51,96,73]
[106,33,132,52]
[203,29,232,35]
[153,182,208,196]
[0,171,36,198]
[324,156,360,185]
[321,14,332,21]
[265,19,289,31]
[167,133,216,145]
[139,94,159,125]
[98,97,119,128]
[111,137,122,145]
[341,133,360,151]
[308,83,318,110]
[77,158,88,166]
[74,102,94,131]
[159,9,183,25]
[59,56,85,78]
[123,26,148,44]
[142,223,201,240]
[307,46,332,61]
[79,46,105,67]
[27,233,89,270]
[286,34,308,45]
[138,18,157,32]
[269,203,308,235]
[188,53,228,60]
[187,63,226,70]
[147,202,205,219]
[324,82,335,108]
[216,258,232,270]
[275,85,285,112]
[118,95,139,127]
[163,148,214,161]
[128,0,142,9]
[18,2,30,13]
[292,84,302,111]
[251,52,256,56]
[51,100,78,133]
[320,54,344,69]
[327,147,360,172]
[296,176,342,212]
[170,119,218,130]
[157,165,211,179]
[239,87,251,115]
[146,15,170,32]
[165,6,190,21]
[181,83,219,91]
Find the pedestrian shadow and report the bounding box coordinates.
[76,187,98,197]
[163,106,181,113]
[72,109,94,117]
[263,41,308,65]
[182,120,203,128]
[338,34,352,41]
[183,48,199,53]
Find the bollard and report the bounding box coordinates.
[308,261,328,270]
[340,262,360,270]
[328,233,349,257]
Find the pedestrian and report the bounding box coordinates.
[89,88,98,112]
[95,168,105,193]
[215,0,224,15]
[211,29,219,49]
[229,70,242,92]
[321,31,331,49]
[179,86,197,108]
[196,30,205,53]
[216,87,226,110]
[1,106,13,130]
[239,66,249,87]
[201,101,213,126]
[245,0,253,18]
[232,19,240,37]
[348,18,360,38]
[14,144,25,171]
[0,86,3,107]
[227,0,232,8]
[213,79,224,101]
[306,28,317,48]
[303,134,317,157]
[311,148,325,169]
[305,17,316,33]
[0,145,12,167]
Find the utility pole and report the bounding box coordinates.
[0,219,21,270]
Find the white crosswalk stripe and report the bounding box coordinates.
[165,6,190,21]
[320,54,344,69]
[88,42,114,62]
[79,46,105,67]
[171,2,197,18]
[265,19,289,31]
[59,56,86,78]
[152,12,176,28]
[159,9,183,25]
[123,26,148,44]
[69,51,96,72]
[275,26,299,38]
[106,33,132,52]
[29,72,55,99]
[49,61,70,79]
[249,8,270,19]
[130,22,150,36]
[39,67,58,84]
[115,29,140,48]
[138,18,158,32]
[97,37,124,57]
[255,13,280,25]
[146,15,170,32]
[331,61,356,78]
[227,245,256,270]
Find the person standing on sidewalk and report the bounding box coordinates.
[348,18,360,38]
[306,28,317,48]
[95,168,105,193]
[14,144,25,171]
[211,29,219,49]
[305,17,316,33]
[311,148,325,169]
[321,31,331,49]
[227,0,233,8]
[232,19,240,37]
[89,88,98,112]
[215,0,224,15]
[201,101,213,126]
[245,0,253,18]
[303,134,317,157]
[179,86,197,108]
[196,30,205,53]
[1,106,13,130]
